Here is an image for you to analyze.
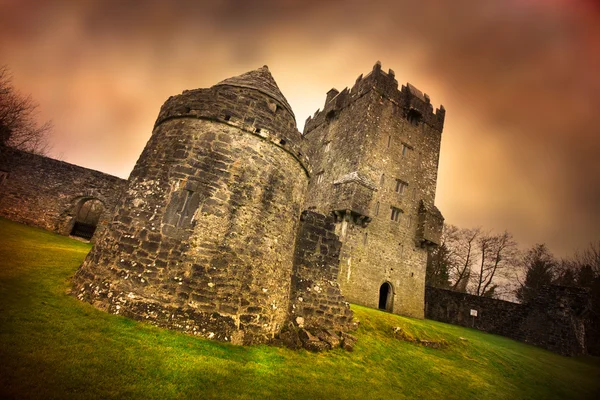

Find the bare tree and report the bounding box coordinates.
[0,65,52,154]
[444,225,480,292]
[473,231,518,297]
[439,224,520,298]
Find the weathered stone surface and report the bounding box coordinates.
[298,328,318,342]
[0,146,126,241]
[277,327,302,350]
[340,332,357,352]
[425,285,590,356]
[302,61,445,319]
[295,328,330,352]
[303,338,331,352]
[317,329,341,348]
[288,210,354,333]
[71,66,355,347]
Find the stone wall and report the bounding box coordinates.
[0,146,126,240]
[425,285,590,356]
[302,62,445,318]
[289,210,353,331]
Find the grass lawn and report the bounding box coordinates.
[1,217,599,399]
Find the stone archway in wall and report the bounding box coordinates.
[69,198,105,240]
[378,281,394,312]
[57,189,111,239]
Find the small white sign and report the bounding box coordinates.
[470,309,478,317]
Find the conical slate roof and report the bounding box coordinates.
[214,66,294,118]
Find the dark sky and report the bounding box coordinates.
[2,0,599,257]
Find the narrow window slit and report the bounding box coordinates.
[390,206,402,222]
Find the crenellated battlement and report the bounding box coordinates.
[304,61,445,135]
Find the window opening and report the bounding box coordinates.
[164,185,203,231]
[395,179,408,194]
[316,171,324,184]
[390,206,402,222]
[407,109,422,126]
[401,143,409,156]
[177,190,193,227]
[326,110,336,122]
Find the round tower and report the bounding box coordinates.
[73,66,310,345]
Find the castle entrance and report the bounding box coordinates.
[70,198,104,240]
[378,282,393,312]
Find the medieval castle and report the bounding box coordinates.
[1,62,590,356]
[0,62,445,350]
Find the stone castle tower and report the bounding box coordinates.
[73,62,444,346]
[303,61,445,318]
[73,66,353,347]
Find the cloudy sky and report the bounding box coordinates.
[2,0,599,257]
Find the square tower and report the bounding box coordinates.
[303,61,445,318]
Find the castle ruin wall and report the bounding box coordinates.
[0,146,126,240]
[425,285,590,356]
[289,210,354,331]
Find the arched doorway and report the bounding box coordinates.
[70,198,104,240]
[378,282,394,312]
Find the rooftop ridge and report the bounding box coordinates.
[214,66,295,118]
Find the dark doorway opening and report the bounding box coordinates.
[70,199,104,240]
[378,282,393,312]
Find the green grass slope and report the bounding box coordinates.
[1,217,599,399]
